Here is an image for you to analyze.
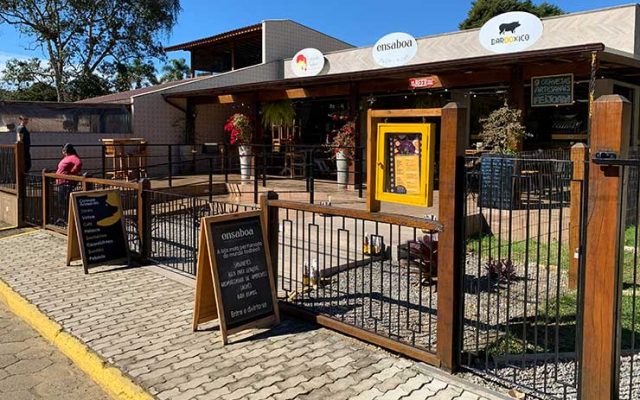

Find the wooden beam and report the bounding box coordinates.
[370,108,442,118]
[437,102,467,372]
[580,94,631,400]
[568,143,586,290]
[366,109,381,212]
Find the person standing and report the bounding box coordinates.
[15,115,32,172]
[55,143,83,226]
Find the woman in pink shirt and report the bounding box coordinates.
[55,143,83,226]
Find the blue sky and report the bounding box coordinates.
[0,0,631,71]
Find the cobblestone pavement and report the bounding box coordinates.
[0,230,501,400]
[0,301,108,399]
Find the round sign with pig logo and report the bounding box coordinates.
[479,12,544,54]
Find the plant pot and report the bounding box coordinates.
[478,154,519,210]
[239,145,252,182]
[336,150,349,189]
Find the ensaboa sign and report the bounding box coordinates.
[372,32,418,68]
[291,48,325,77]
[479,12,543,54]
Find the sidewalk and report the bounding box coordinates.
[0,230,503,400]
[0,301,108,399]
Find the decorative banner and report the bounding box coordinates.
[479,11,543,54]
[290,48,325,77]
[531,73,574,107]
[409,76,441,89]
[372,32,418,68]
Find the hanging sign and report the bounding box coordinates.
[372,32,418,68]
[66,189,129,274]
[192,211,280,344]
[409,76,442,89]
[479,12,544,54]
[531,73,574,107]
[291,48,325,77]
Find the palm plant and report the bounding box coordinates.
[161,58,191,82]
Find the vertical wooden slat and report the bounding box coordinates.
[580,94,630,400]
[366,109,381,212]
[569,143,586,290]
[437,102,467,371]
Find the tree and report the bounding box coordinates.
[0,58,58,101]
[459,0,564,30]
[161,58,191,82]
[0,0,181,101]
[102,59,159,92]
[66,74,111,101]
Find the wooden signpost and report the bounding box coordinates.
[192,210,280,344]
[66,189,130,274]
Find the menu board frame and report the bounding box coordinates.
[374,122,436,207]
[192,210,280,344]
[66,189,130,274]
[531,73,574,107]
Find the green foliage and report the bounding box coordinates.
[102,59,159,92]
[65,74,111,102]
[0,0,181,101]
[0,58,57,100]
[5,83,57,101]
[261,101,296,129]
[479,105,529,154]
[459,0,564,30]
[161,58,191,83]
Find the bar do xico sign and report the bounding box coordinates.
[479,12,543,54]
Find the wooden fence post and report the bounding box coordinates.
[569,143,586,290]
[437,102,467,371]
[14,142,25,227]
[580,94,631,400]
[260,191,279,285]
[366,109,381,212]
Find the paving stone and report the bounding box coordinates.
[429,386,464,399]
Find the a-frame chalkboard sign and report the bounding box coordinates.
[192,210,280,344]
[66,189,130,274]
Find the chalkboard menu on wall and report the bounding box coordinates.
[531,74,574,107]
[192,211,279,344]
[66,189,129,274]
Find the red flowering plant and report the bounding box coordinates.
[327,121,356,161]
[223,113,253,145]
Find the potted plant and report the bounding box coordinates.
[261,100,296,129]
[224,113,253,181]
[478,104,529,209]
[327,121,356,189]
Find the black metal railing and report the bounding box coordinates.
[146,189,257,276]
[23,173,42,226]
[462,155,581,400]
[0,145,16,192]
[271,201,440,357]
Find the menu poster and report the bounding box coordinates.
[192,211,279,344]
[384,133,422,195]
[67,189,129,274]
[531,74,574,107]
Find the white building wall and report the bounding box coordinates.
[263,20,353,63]
[284,5,640,78]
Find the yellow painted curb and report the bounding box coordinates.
[0,279,153,400]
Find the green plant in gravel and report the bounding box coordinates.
[467,235,570,271]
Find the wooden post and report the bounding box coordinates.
[14,142,25,227]
[437,102,467,372]
[366,109,381,212]
[580,95,630,400]
[569,143,586,290]
[260,191,279,284]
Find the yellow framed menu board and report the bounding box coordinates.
[375,123,435,207]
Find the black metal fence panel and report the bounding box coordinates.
[23,173,42,226]
[0,146,16,191]
[462,155,581,400]
[146,189,257,276]
[275,206,439,355]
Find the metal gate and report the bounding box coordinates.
[461,150,586,399]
